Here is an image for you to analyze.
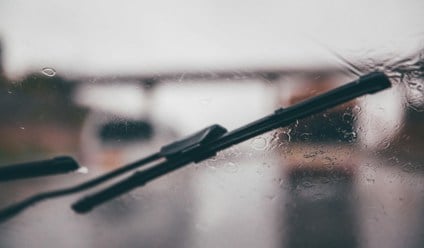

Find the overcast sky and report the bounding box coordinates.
[0,0,423,78]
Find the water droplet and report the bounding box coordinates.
[366,177,375,184]
[19,126,25,130]
[76,166,89,174]
[301,180,313,188]
[313,193,326,200]
[300,133,312,141]
[251,137,267,150]
[342,112,353,122]
[303,152,317,158]
[7,90,12,94]
[322,156,333,165]
[227,147,242,158]
[209,156,218,162]
[41,67,56,77]
[319,177,330,184]
[255,164,265,175]
[225,162,238,173]
[278,178,284,186]
[343,131,357,141]
[352,105,362,113]
[380,140,391,149]
[206,163,217,171]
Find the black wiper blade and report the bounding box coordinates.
[71,72,391,213]
[0,156,79,182]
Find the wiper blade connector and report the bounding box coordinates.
[160,124,227,161]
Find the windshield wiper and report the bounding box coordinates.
[0,72,391,222]
[71,72,391,213]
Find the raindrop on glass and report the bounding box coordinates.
[352,105,362,114]
[366,177,375,184]
[251,137,268,150]
[225,162,238,173]
[300,133,312,141]
[256,163,265,175]
[313,193,326,200]
[301,180,313,188]
[343,131,357,141]
[342,112,353,122]
[380,140,391,149]
[303,152,317,159]
[322,156,333,165]
[209,155,218,162]
[41,67,56,77]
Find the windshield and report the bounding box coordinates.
[0,1,423,247]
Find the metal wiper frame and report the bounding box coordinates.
[0,72,391,222]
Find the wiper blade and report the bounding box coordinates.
[71,72,391,213]
[0,156,79,182]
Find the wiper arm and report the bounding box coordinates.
[71,72,391,213]
[0,156,79,182]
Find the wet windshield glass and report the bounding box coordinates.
[0,1,423,247]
